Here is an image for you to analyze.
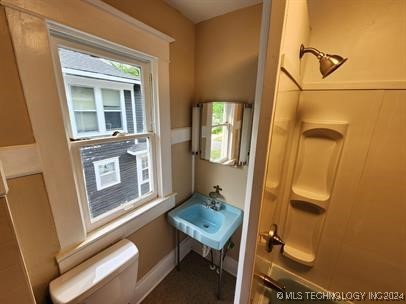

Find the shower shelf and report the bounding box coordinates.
[282,120,347,267]
[291,188,330,210]
[283,245,315,266]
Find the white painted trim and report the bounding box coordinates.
[0,161,9,197]
[83,0,175,44]
[171,127,191,145]
[192,155,195,193]
[131,237,193,304]
[57,193,176,273]
[0,144,42,179]
[63,68,141,85]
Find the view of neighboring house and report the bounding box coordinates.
[59,48,151,219]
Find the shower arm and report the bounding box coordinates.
[299,44,325,60]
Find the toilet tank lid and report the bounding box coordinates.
[50,239,138,304]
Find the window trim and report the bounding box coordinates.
[48,24,166,232]
[55,40,159,231]
[93,156,121,191]
[7,5,174,271]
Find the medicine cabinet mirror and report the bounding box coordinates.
[196,101,252,167]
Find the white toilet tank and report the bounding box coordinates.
[50,239,139,304]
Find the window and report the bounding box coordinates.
[54,43,156,230]
[71,86,98,133]
[102,89,123,131]
[94,157,121,190]
[210,102,233,162]
[64,75,132,138]
[136,153,151,196]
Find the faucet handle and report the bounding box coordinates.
[213,185,223,193]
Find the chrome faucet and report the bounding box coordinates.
[207,185,224,211]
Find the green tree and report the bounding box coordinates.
[109,61,140,78]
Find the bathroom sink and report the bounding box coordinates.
[168,193,243,250]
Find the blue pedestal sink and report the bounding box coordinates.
[168,193,243,250]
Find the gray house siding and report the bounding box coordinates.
[134,85,145,133]
[124,89,135,134]
[81,139,140,218]
[125,85,144,134]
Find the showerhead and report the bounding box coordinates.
[299,44,347,78]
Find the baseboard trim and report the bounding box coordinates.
[132,237,193,304]
[131,237,239,303]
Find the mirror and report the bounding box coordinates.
[199,101,252,166]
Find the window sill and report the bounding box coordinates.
[56,193,176,273]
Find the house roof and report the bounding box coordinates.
[59,48,138,81]
[127,141,148,156]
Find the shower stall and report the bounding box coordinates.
[242,0,406,303]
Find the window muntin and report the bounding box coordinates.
[55,44,156,230]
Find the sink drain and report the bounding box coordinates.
[203,224,209,228]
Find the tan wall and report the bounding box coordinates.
[103,0,195,129]
[0,6,38,303]
[194,4,262,209]
[0,7,34,147]
[0,197,36,304]
[304,0,406,86]
[194,4,262,261]
[0,1,194,303]
[7,175,60,304]
[195,4,262,102]
[0,1,262,301]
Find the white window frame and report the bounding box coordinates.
[93,156,121,190]
[64,75,132,138]
[49,30,160,232]
[7,3,175,270]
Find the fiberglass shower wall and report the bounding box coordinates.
[268,0,406,296]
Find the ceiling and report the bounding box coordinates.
[164,0,262,24]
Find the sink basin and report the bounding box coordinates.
[168,193,243,250]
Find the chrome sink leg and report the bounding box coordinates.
[176,230,180,271]
[217,247,224,300]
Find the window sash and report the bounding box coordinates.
[71,133,157,230]
[53,38,153,135]
[51,38,157,232]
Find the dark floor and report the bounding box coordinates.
[142,251,236,304]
